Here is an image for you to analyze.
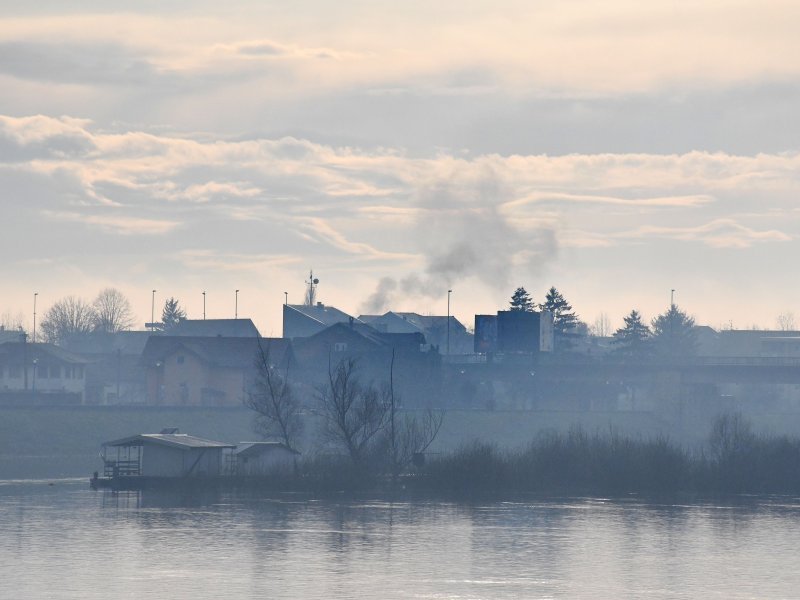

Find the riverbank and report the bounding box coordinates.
[5,404,800,481]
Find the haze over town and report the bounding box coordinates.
[2,1,800,335]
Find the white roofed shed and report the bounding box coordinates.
[101,430,235,478]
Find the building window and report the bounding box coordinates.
[334,342,347,352]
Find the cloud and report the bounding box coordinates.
[211,40,360,61]
[506,192,715,209]
[618,219,792,248]
[42,210,180,235]
[178,249,302,272]
[0,41,164,86]
[3,113,800,326]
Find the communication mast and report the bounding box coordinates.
[305,270,320,306]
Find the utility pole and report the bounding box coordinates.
[235,289,239,319]
[202,291,206,320]
[447,289,452,356]
[33,292,38,343]
[151,290,157,331]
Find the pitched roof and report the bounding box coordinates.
[167,319,261,338]
[140,336,291,369]
[0,342,90,365]
[295,322,425,353]
[359,312,467,335]
[285,303,363,327]
[61,331,154,356]
[103,433,235,449]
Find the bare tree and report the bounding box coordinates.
[0,310,26,332]
[387,350,443,478]
[592,312,612,337]
[40,296,96,344]
[776,311,796,332]
[245,339,302,451]
[92,288,135,333]
[317,357,390,469]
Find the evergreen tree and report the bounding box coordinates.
[651,304,697,361]
[541,286,580,352]
[612,310,652,359]
[161,297,187,331]
[509,287,534,312]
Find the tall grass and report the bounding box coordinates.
[420,428,690,495]
[419,415,800,496]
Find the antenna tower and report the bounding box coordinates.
[305,270,320,306]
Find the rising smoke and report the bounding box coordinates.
[360,164,557,314]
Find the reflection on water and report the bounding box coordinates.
[2,480,800,599]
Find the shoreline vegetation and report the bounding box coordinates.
[127,413,800,499]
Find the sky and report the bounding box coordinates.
[1,1,800,336]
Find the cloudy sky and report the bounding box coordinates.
[2,0,799,335]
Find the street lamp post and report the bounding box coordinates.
[284,291,288,305]
[671,289,675,307]
[33,292,38,343]
[447,289,452,356]
[202,291,206,320]
[235,289,239,319]
[151,290,157,331]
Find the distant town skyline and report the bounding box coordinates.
[2,1,799,335]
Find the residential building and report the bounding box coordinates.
[141,336,292,406]
[283,303,364,339]
[359,311,473,354]
[0,340,88,404]
[167,318,261,338]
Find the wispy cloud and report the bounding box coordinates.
[617,219,792,248]
[42,210,179,235]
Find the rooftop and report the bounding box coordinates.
[103,433,236,449]
[167,318,261,338]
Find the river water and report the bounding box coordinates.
[2,479,800,599]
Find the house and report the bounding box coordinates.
[292,322,440,405]
[167,318,261,338]
[60,331,153,405]
[140,336,292,406]
[283,303,365,339]
[359,311,473,354]
[0,339,88,404]
[235,442,299,475]
[100,430,235,478]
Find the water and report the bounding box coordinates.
[2,480,800,599]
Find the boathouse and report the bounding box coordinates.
[235,442,299,475]
[101,429,235,478]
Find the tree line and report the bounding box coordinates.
[508,285,697,359]
[32,290,188,344]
